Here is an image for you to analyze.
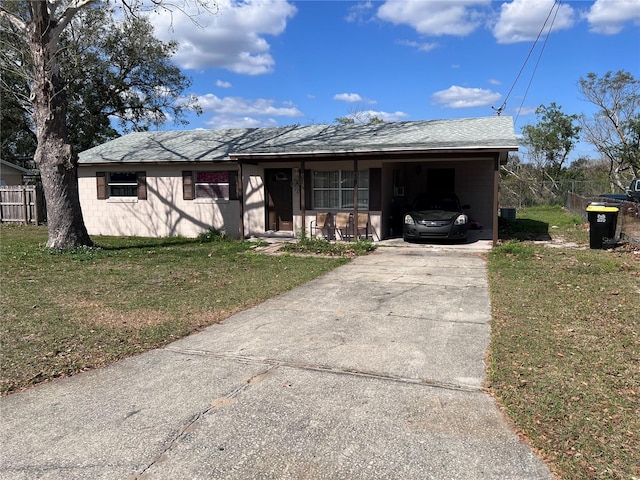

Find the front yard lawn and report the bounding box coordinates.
[0,226,350,395]
[488,205,639,479]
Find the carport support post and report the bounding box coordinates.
[238,161,245,239]
[300,160,306,238]
[493,155,500,247]
[353,157,358,241]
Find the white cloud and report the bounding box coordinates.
[488,78,501,86]
[194,93,303,118]
[150,0,296,74]
[397,40,439,52]
[205,115,280,129]
[377,0,491,36]
[493,0,575,44]
[516,106,538,116]
[345,1,375,23]
[366,110,409,122]
[216,80,232,88]
[585,0,640,34]
[334,93,363,103]
[431,85,502,108]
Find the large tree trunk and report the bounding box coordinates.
[28,2,92,248]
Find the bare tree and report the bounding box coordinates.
[578,70,640,191]
[0,0,213,248]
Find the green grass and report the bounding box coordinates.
[489,206,640,479]
[2,210,639,478]
[0,225,350,395]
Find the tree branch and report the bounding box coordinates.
[0,7,26,31]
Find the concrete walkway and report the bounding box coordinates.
[0,243,552,479]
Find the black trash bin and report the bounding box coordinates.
[586,202,619,249]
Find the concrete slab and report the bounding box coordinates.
[0,245,552,479]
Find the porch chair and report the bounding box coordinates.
[310,212,332,240]
[355,213,370,240]
[334,212,351,241]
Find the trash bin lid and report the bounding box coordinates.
[586,203,619,212]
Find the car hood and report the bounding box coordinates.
[409,209,460,222]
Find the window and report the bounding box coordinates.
[182,171,238,201]
[108,172,138,197]
[195,171,229,199]
[96,171,146,200]
[312,170,369,209]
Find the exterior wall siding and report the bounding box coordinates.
[79,165,240,238]
[78,157,495,242]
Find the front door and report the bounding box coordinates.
[265,168,293,232]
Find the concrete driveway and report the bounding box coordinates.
[0,243,552,479]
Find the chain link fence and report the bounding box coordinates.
[566,192,640,246]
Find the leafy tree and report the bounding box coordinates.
[60,5,200,152]
[0,0,210,249]
[521,103,581,182]
[0,72,37,166]
[335,116,355,125]
[578,70,640,190]
[0,6,36,166]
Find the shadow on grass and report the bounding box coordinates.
[499,219,552,242]
[93,236,214,251]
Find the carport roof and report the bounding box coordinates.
[78,116,518,165]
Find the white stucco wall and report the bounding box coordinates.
[455,159,495,231]
[242,164,267,237]
[78,156,496,241]
[79,165,240,238]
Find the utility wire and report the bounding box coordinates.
[514,1,560,126]
[492,0,560,117]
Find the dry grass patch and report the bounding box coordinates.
[1,225,350,395]
[69,297,171,328]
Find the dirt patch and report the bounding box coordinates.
[69,298,170,328]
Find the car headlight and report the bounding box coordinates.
[404,214,415,225]
[454,214,468,225]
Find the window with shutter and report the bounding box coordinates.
[108,172,138,197]
[137,172,147,200]
[184,171,237,201]
[183,171,194,200]
[96,172,108,199]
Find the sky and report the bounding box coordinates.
[146,0,640,161]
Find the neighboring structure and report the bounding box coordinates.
[0,159,37,186]
[0,160,44,224]
[77,116,518,245]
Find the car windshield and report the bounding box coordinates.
[412,195,460,212]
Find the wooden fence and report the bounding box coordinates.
[0,185,46,225]
[567,192,640,246]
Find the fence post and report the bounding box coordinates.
[22,188,28,225]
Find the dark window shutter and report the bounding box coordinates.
[304,169,312,209]
[369,168,382,211]
[96,172,108,199]
[137,171,147,200]
[182,171,194,200]
[228,170,238,200]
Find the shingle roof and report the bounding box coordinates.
[78,116,518,165]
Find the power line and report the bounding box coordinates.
[514,1,561,126]
[493,0,560,118]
